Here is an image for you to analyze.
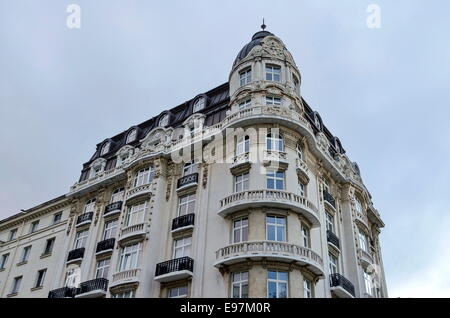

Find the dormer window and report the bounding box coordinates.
[266,65,281,82]
[293,74,300,92]
[239,68,252,86]
[193,98,205,113]
[238,99,251,110]
[101,142,110,156]
[159,114,169,127]
[126,129,137,144]
[314,114,321,129]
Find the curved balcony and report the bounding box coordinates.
[125,184,152,203]
[330,273,355,298]
[218,190,319,226]
[214,241,324,276]
[354,211,370,231]
[357,248,374,267]
[110,268,141,288]
[118,223,146,245]
[76,212,93,228]
[104,201,123,217]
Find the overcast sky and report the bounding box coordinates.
[1,0,450,298]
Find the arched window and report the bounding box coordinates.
[159,114,169,127]
[193,98,205,113]
[236,136,250,156]
[126,129,137,143]
[266,133,284,152]
[296,142,304,160]
[101,142,110,155]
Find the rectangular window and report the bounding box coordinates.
[266,133,284,151]
[239,68,252,86]
[173,236,192,259]
[266,216,286,242]
[364,271,373,295]
[326,212,335,233]
[265,65,281,82]
[35,269,47,288]
[232,272,249,298]
[43,238,55,255]
[134,167,154,187]
[178,194,196,217]
[183,162,198,176]
[118,243,140,272]
[238,99,252,110]
[0,253,9,269]
[125,201,148,227]
[359,230,368,252]
[232,218,248,243]
[329,253,338,274]
[8,229,17,241]
[111,187,124,203]
[74,229,89,249]
[52,212,62,224]
[265,96,282,106]
[113,290,136,298]
[303,279,313,298]
[301,224,311,248]
[235,136,250,156]
[299,181,306,197]
[266,170,285,190]
[10,276,22,295]
[30,220,39,233]
[267,271,288,298]
[234,172,249,193]
[103,219,118,240]
[20,246,31,263]
[64,268,80,288]
[96,258,111,279]
[168,286,188,298]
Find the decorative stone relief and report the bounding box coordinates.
[202,163,209,188]
[94,187,107,226]
[166,161,175,201]
[66,199,80,235]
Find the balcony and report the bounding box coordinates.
[330,273,355,298]
[323,190,336,210]
[118,223,146,244]
[96,238,115,255]
[66,247,85,264]
[357,248,374,267]
[215,241,324,276]
[326,230,340,250]
[230,153,251,173]
[296,158,309,182]
[75,278,108,298]
[262,150,288,168]
[125,184,152,202]
[111,268,141,288]
[172,213,195,233]
[104,201,122,217]
[218,190,319,226]
[154,257,194,283]
[177,173,199,192]
[76,212,93,227]
[48,287,77,298]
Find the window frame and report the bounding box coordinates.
[0,253,10,269]
[265,96,282,106]
[74,229,89,249]
[96,258,111,279]
[118,243,141,272]
[193,97,205,113]
[133,167,154,187]
[232,217,249,244]
[239,67,252,86]
[329,252,339,274]
[234,172,249,193]
[266,215,287,242]
[126,129,137,144]
[177,194,196,217]
[265,65,281,82]
[125,201,148,227]
[267,270,288,298]
[266,133,284,152]
[231,271,249,298]
[266,170,285,190]
[43,237,55,255]
[20,245,32,263]
[30,220,39,233]
[303,278,314,298]
[168,285,189,298]
[173,236,192,259]
[238,99,252,110]
[10,276,22,295]
[35,269,47,288]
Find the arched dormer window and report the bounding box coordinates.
[101,142,110,156]
[314,113,322,130]
[266,132,284,152]
[159,114,169,127]
[126,129,137,144]
[193,97,205,113]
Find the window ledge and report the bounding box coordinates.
[16,261,28,267]
[7,293,18,298]
[40,253,52,259]
[31,286,43,292]
[0,268,5,272]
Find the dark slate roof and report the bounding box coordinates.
[233,30,274,66]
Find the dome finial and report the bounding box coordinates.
[261,18,266,31]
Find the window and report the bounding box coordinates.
[125,201,148,227]
[159,114,169,127]
[234,172,249,193]
[126,129,137,143]
[96,258,111,279]
[118,243,141,271]
[183,161,198,176]
[235,136,250,156]
[113,290,136,298]
[265,65,281,82]
[193,97,205,112]
[265,96,282,106]
[178,194,196,217]
[266,216,286,242]
[355,197,363,214]
[101,142,110,155]
[239,68,252,86]
[238,99,251,110]
[8,229,17,241]
[296,143,304,160]
[232,218,248,243]
[0,253,9,269]
[266,133,284,151]
[30,220,39,233]
[35,269,47,288]
[134,167,154,187]
[52,212,62,224]
[364,271,373,295]
[293,74,300,91]
[266,170,285,190]
[83,198,96,214]
[232,272,249,298]
[169,286,188,298]
[301,224,311,248]
[173,236,192,258]
[314,115,321,129]
[65,268,80,287]
[303,279,313,298]
[298,181,306,197]
[103,219,118,240]
[359,230,368,252]
[111,187,124,203]
[267,271,288,298]
[43,238,55,255]
[325,212,335,233]
[20,246,31,263]
[10,276,22,295]
[329,253,338,274]
[74,229,89,249]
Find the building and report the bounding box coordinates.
[0,26,387,298]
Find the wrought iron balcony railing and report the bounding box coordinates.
[172,214,195,231]
[104,201,122,216]
[76,212,93,225]
[155,256,194,277]
[77,278,108,296]
[48,287,77,298]
[96,238,115,254]
[177,173,198,190]
[330,273,355,297]
[326,230,340,249]
[323,190,336,209]
[67,247,85,262]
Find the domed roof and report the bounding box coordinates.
[233,30,274,66]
